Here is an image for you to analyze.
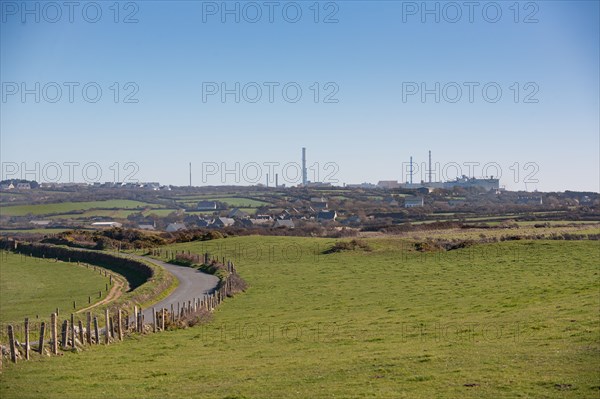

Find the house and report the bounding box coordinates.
[184,214,211,227]
[377,180,400,189]
[580,195,592,204]
[404,196,424,208]
[16,182,31,190]
[317,210,337,221]
[0,183,14,190]
[274,219,295,228]
[30,220,51,226]
[312,202,328,210]
[197,201,217,211]
[251,215,273,225]
[237,219,255,228]
[310,197,327,203]
[278,210,293,220]
[138,221,156,231]
[210,217,235,228]
[91,221,122,228]
[166,223,187,232]
[196,218,210,227]
[228,208,249,218]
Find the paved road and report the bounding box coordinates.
[126,254,219,320]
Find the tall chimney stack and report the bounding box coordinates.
[275,173,279,188]
[189,162,192,187]
[428,150,432,184]
[410,156,413,185]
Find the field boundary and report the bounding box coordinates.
[0,240,177,308]
[0,252,244,370]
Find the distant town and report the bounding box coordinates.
[0,175,596,237]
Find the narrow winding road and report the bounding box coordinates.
[127,254,219,320]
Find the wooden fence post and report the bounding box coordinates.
[93,317,99,344]
[24,318,30,360]
[38,322,46,354]
[104,309,110,344]
[117,309,123,341]
[8,325,16,363]
[61,320,68,349]
[170,304,174,323]
[86,312,92,345]
[161,308,165,331]
[70,314,75,349]
[51,313,58,354]
[152,307,157,333]
[78,320,84,346]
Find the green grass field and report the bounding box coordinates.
[45,209,140,220]
[1,236,598,398]
[180,197,270,208]
[0,251,110,324]
[0,200,162,217]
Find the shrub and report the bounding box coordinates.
[324,239,372,254]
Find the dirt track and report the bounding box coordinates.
[76,270,126,313]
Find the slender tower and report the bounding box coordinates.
[275,174,279,188]
[428,150,432,184]
[410,156,413,185]
[302,147,307,186]
[189,162,192,187]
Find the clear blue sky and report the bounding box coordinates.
[1,0,598,192]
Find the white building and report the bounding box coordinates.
[91,222,123,228]
[404,196,424,208]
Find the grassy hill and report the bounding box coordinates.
[0,251,110,324]
[0,236,598,398]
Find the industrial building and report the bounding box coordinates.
[396,151,500,192]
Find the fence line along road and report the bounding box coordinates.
[1,252,239,367]
[125,253,219,322]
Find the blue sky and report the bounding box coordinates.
[1,0,598,191]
